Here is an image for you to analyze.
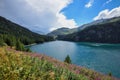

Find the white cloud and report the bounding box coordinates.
[103,0,112,6]
[50,13,77,31]
[0,0,77,33]
[106,0,112,4]
[85,0,94,8]
[93,6,120,20]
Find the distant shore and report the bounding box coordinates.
[25,43,37,47]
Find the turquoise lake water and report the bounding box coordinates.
[29,41,120,78]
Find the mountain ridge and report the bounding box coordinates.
[0,16,53,45]
[47,27,77,38]
[48,16,120,40]
[58,17,120,43]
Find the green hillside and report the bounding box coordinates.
[0,47,115,80]
[47,28,77,38]
[0,16,53,45]
[58,17,120,43]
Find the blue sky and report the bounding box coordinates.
[0,0,120,34]
[62,0,120,25]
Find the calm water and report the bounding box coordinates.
[29,41,120,78]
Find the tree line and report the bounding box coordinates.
[0,16,54,49]
[0,34,31,51]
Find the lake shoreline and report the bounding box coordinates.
[30,40,120,78]
[4,46,117,80]
[25,43,37,47]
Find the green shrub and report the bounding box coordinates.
[64,55,72,64]
[0,38,5,46]
[108,72,112,76]
[16,39,25,51]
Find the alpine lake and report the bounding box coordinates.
[29,41,120,78]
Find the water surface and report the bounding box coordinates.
[29,41,120,78]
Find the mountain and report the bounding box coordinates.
[77,19,108,31]
[47,18,111,38]
[58,17,120,43]
[47,27,77,38]
[78,17,120,31]
[0,16,53,45]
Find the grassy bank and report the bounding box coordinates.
[0,47,116,80]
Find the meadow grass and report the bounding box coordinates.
[0,47,116,80]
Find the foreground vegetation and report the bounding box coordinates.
[0,47,116,80]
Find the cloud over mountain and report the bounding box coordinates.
[94,6,120,20]
[0,0,77,33]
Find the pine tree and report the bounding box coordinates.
[64,55,72,64]
[0,38,5,46]
[108,72,112,76]
[16,39,25,51]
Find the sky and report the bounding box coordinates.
[0,0,120,34]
